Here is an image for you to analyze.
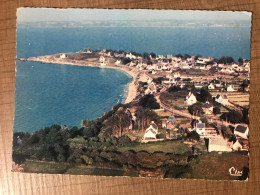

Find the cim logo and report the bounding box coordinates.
[229,167,243,176]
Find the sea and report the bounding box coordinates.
[14,26,251,133]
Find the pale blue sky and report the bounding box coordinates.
[17,8,251,22]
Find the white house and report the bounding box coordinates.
[208,83,215,90]
[186,92,197,105]
[60,54,67,59]
[144,121,158,140]
[115,60,121,65]
[126,53,137,59]
[99,56,105,62]
[232,140,243,151]
[173,72,181,78]
[227,85,235,92]
[215,94,228,104]
[234,125,249,139]
[157,55,164,59]
[145,82,157,95]
[195,122,206,136]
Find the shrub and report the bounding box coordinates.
[118,135,131,146]
[156,133,166,139]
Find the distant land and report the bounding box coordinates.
[17,19,251,28]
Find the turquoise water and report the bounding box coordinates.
[14,61,132,132]
[14,26,251,132]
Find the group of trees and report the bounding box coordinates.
[187,88,213,116]
[135,108,160,131]
[106,109,131,137]
[220,108,249,124]
[139,94,160,109]
[188,102,204,116]
[101,94,161,137]
[217,56,235,64]
[196,88,212,103]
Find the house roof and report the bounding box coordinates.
[214,80,221,84]
[203,102,213,108]
[187,92,196,99]
[146,128,157,135]
[222,95,228,99]
[216,94,228,100]
[235,125,248,133]
[196,123,205,129]
[150,122,158,130]
[168,116,176,122]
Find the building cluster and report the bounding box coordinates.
[78,49,249,153]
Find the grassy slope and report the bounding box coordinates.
[24,160,125,176]
[180,151,249,180]
[117,140,191,154]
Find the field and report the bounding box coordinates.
[211,91,249,107]
[24,160,126,176]
[117,140,191,154]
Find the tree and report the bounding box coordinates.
[168,86,181,93]
[150,52,156,59]
[195,54,202,61]
[106,109,131,137]
[186,131,200,141]
[197,88,212,103]
[183,54,191,60]
[82,120,99,137]
[153,77,164,84]
[175,53,183,58]
[242,107,249,124]
[238,57,244,66]
[139,94,160,109]
[143,52,151,60]
[213,107,221,115]
[240,80,249,92]
[188,102,204,116]
[121,57,131,65]
[220,110,243,124]
[218,56,235,64]
[135,108,160,131]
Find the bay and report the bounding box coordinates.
[14,26,251,132]
[13,61,132,132]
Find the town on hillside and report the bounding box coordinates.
[14,48,250,179]
[80,48,250,152]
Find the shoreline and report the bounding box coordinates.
[25,55,139,104]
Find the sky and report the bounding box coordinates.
[17,8,252,23]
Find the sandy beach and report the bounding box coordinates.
[26,55,140,104]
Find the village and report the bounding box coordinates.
[15,48,250,178]
[24,48,250,153]
[54,48,250,153]
[103,48,248,152]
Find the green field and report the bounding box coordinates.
[24,160,125,176]
[117,140,191,154]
